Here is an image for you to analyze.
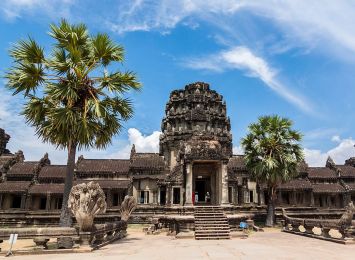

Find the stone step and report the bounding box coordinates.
[195,235,230,240]
[194,207,230,240]
[195,237,231,240]
[195,216,225,218]
[195,228,230,234]
[195,221,229,224]
[195,226,230,230]
[194,213,224,215]
[195,224,229,228]
[195,209,223,211]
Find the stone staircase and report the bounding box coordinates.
[194,206,231,240]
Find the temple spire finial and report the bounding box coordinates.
[326,156,336,169]
[130,144,136,162]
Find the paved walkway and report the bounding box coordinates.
[3,230,355,259]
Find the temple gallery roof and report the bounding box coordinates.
[307,167,337,179]
[76,179,130,189]
[279,179,312,190]
[38,165,66,181]
[312,183,345,193]
[76,159,130,173]
[7,162,38,177]
[29,183,65,195]
[130,153,165,170]
[227,155,246,170]
[336,165,355,178]
[0,181,31,193]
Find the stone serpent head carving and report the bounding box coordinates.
[68,181,107,231]
[338,201,355,228]
[120,195,137,222]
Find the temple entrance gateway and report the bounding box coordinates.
[192,162,218,205]
[194,177,211,204]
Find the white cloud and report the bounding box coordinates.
[304,136,355,166]
[185,46,314,114]
[1,0,74,20]
[233,145,244,155]
[108,128,161,159]
[112,0,244,34]
[112,0,355,60]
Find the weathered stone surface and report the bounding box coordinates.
[33,237,49,249]
[159,82,233,167]
[0,128,10,155]
[68,181,107,231]
[120,195,137,222]
[57,237,74,249]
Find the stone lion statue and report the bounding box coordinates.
[68,181,107,231]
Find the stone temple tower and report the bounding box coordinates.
[159,82,233,205]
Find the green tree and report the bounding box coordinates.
[5,20,141,226]
[241,115,303,226]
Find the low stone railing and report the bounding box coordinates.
[281,210,355,244]
[84,221,128,248]
[0,227,79,251]
[0,220,128,252]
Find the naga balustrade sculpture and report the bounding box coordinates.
[68,181,107,231]
[282,202,355,243]
[120,195,137,222]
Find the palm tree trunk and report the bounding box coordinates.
[59,142,77,227]
[265,186,276,227]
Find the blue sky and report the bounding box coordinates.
[0,0,354,166]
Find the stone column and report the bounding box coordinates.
[256,185,261,205]
[185,163,193,205]
[20,194,26,209]
[106,190,113,208]
[237,186,243,204]
[157,187,161,205]
[291,191,296,206]
[277,190,282,206]
[310,191,314,206]
[166,185,172,205]
[45,194,51,210]
[25,194,32,209]
[221,162,229,205]
[234,184,238,205]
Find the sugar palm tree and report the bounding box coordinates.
[241,115,303,226]
[5,19,141,226]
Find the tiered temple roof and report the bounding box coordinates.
[38,165,66,182]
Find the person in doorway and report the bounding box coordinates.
[195,192,199,203]
[205,191,211,203]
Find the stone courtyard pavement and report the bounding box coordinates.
[3,229,355,260]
